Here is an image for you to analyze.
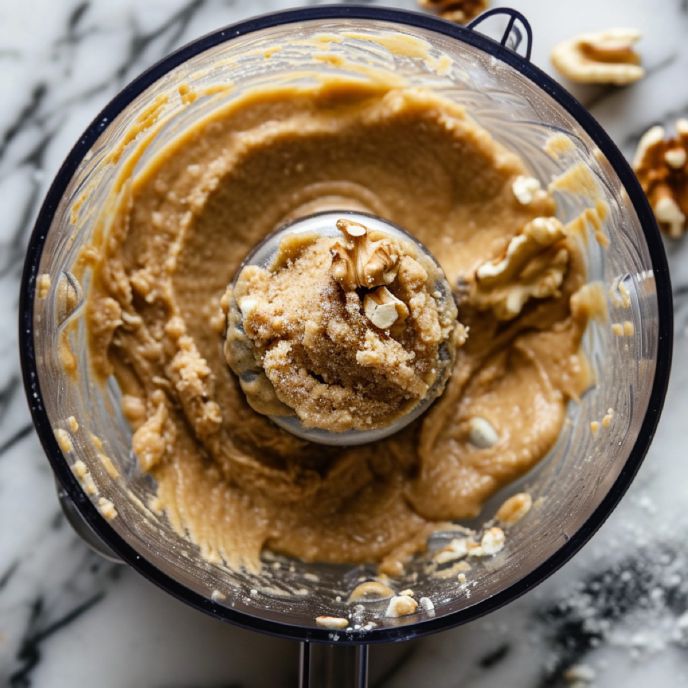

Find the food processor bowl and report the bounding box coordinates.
[19,4,672,684]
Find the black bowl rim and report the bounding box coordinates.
[18,4,673,644]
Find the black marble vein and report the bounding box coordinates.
[0,561,19,591]
[115,0,206,81]
[535,544,688,687]
[9,592,105,688]
[0,84,47,162]
[477,642,510,669]
[0,424,33,459]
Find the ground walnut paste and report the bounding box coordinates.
[87,79,593,574]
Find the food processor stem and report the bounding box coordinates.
[299,642,369,688]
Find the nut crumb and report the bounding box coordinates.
[467,416,499,449]
[434,537,469,564]
[458,572,467,584]
[601,408,614,428]
[211,589,226,602]
[512,175,545,205]
[98,452,120,479]
[316,615,349,629]
[419,596,435,612]
[36,273,51,299]
[399,588,415,597]
[590,420,600,435]
[479,527,506,555]
[54,428,73,453]
[385,594,418,618]
[496,492,533,526]
[97,497,117,520]
[66,416,79,433]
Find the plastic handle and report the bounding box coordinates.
[299,642,369,688]
[467,7,533,61]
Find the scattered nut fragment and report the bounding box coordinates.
[467,416,499,449]
[479,527,506,555]
[385,594,418,618]
[458,572,467,585]
[331,219,400,289]
[418,0,487,24]
[551,28,644,85]
[512,175,546,205]
[363,286,409,330]
[399,588,415,597]
[348,580,394,602]
[36,273,51,299]
[633,120,688,238]
[434,537,469,564]
[601,408,614,428]
[590,420,600,435]
[211,589,227,602]
[471,216,569,320]
[97,497,118,521]
[612,320,635,336]
[496,492,533,526]
[54,428,73,453]
[66,416,79,433]
[316,615,349,630]
[419,596,435,613]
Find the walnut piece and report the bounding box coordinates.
[385,594,418,618]
[363,286,409,330]
[315,615,349,629]
[496,492,532,526]
[331,219,400,290]
[470,216,569,320]
[551,28,644,85]
[418,0,487,24]
[633,120,688,238]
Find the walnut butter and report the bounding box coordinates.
[86,76,594,574]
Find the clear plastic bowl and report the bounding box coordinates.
[20,5,672,650]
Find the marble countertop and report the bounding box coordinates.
[1,0,687,686]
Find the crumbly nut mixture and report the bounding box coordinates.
[224,220,462,432]
[633,120,688,238]
[385,594,418,618]
[551,28,644,85]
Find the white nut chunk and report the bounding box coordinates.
[467,416,499,449]
[385,594,418,618]
[551,28,644,85]
[512,175,546,206]
[363,286,409,330]
[480,527,506,555]
[315,615,349,629]
[633,120,688,238]
[470,216,569,320]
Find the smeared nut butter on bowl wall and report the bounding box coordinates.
[85,70,601,576]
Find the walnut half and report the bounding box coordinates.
[330,219,400,290]
[551,28,644,85]
[633,120,688,238]
[418,0,487,24]
[470,216,569,320]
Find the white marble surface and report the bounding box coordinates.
[1,1,687,686]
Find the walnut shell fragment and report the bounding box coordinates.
[418,0,487,24]
[633,120,688,238]
[551,28,644,85]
